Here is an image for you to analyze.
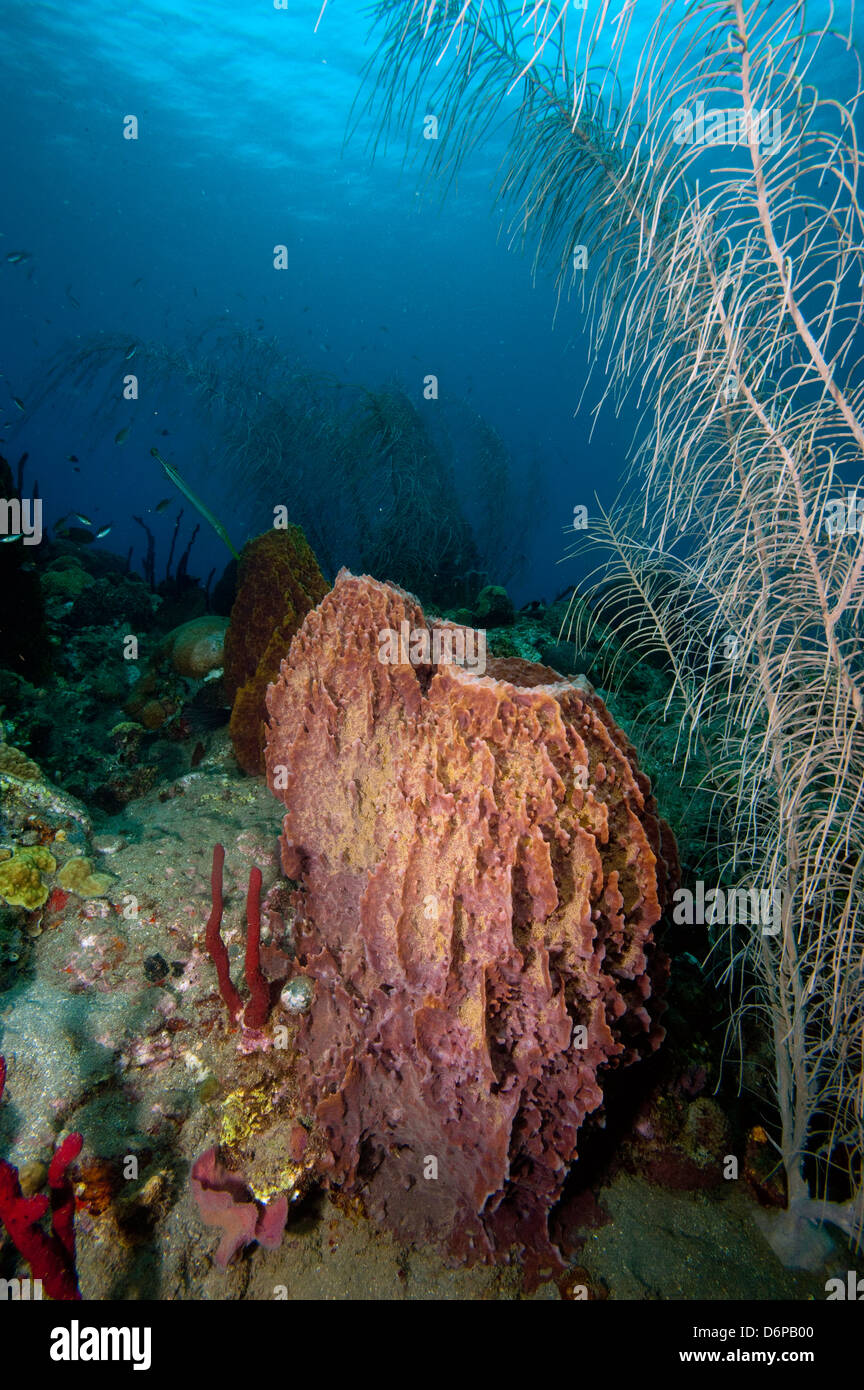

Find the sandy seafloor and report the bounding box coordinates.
[0,736,855,1301]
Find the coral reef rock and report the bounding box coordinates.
[265,571,678,1269]
[474,583,515,627]
[162,616,228,679]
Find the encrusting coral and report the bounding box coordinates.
[264,571,677,1270]
[0,742,45,783]
[0,845,112,909]
[57,857,113,899]
[224,528,328,775]
[0,847,57,909]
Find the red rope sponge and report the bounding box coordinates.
[204,843,243,1021]
[243,866,270,1030]
[204,846,273,1029]
[0,1054,83,1300]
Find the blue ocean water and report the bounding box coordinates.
[1,0,861,603]
[0,2,574,601]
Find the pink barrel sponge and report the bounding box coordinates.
[264,571,678,1270]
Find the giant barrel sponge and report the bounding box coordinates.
[265,571,678,1268]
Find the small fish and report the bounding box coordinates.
[65,286,80,308]
[114,426,130,446]
[73,513,92,527]
[5,251,30,264]
[12,397,25,412]
[154,497,173,512]
[159,428,170,436]
[94,525,112,539]
[150,447,239,559]
[0,533,23,543]
[67,454,78,462]
[132,276,143,287]
[124,344,137,360]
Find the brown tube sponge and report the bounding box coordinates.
[224,528,329,774]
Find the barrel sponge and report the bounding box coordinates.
[264,570,679,1272]
[224,528,328,776]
